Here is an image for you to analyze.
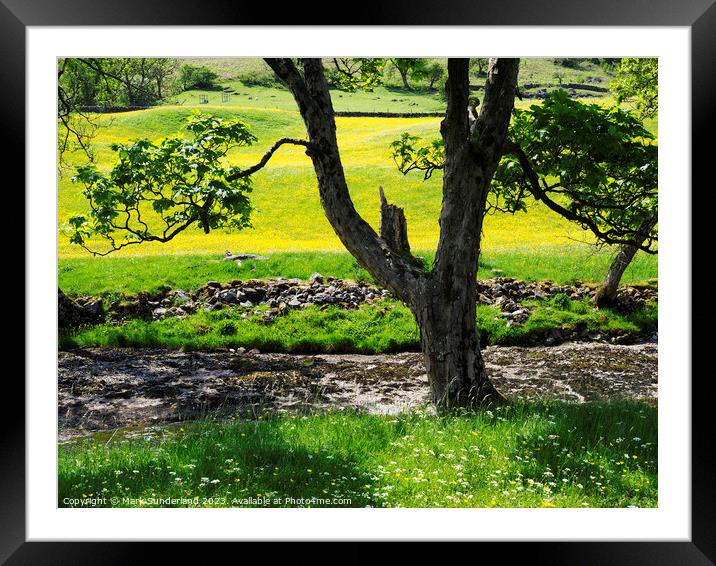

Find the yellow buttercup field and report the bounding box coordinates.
[58,105,593,258]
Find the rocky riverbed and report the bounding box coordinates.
[58,342,657,441]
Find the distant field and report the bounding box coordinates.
[58,102,615,258]
[177,57,617,91]
[170,84,448,114]
[58,58,655,277]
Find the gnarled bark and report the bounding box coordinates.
[264,58,424,307]
[415,275,502,408]
[426,58,518,407]
[265,57,519,409]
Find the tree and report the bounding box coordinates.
[178,64,219,91]
[267,58,519,408]
[505,93,658,307]
[57,58,178,167]
[425,62,445,90]
[67,113,258,255]
[592,217,656,308]
[69,57,519,409]
[389,58,428,90]
[502,92,657,250]
[391,90,658,307]
[469,58,490,78]
[74,58,176,107]
[611,58,658,120]
[552,58,587,69]
[598,58,622,72]
[57,58,104,167]
[327,58,386,92]
[591,57,659,306]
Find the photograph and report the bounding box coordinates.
[56,55,660,510]
[5,5,709,557]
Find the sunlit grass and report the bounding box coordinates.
[59,296,656,352]
[58,401,657,508]
[58,248,657,297]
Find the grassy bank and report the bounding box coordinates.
[58,401,657,508]
[58,248,658,297]
[59,296,657,353]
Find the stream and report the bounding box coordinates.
[58,341,657,440]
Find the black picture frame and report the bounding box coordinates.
[5,0,713,563]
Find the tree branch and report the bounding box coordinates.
[471,58,520,165]
[441,59,470,151]
[79,218,195,257]
[227,137,312,181]
[504,140,657,253]
[433,58,519,283]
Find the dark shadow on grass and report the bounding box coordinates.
[381,84,438,97]
[58,416,378,508]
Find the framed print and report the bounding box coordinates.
[5,0,714,562]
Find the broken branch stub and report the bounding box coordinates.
[378,186,411,257]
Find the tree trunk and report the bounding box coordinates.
[594,244,639,307]
[414,274,501,408]
[594,220,655,308]
[419,58,518,407]
[265,57,518,410]
[398,67,410,89]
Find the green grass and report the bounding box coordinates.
[59,296,656,353]
[58,248,657,297]
[175,57,617,92]
[476,297,657,347]
[60,301,419,353]
[171,83,449,114]
[58,400,657,508]
[59,252,371,297]
[519,58,613,86]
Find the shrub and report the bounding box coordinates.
[238,70,284,88]
[179,64,219,90]
[552,58,584,69]
[218,321,237,336]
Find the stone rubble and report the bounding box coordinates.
[62,275,657,333]
[58,288,103,328]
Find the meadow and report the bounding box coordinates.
[58,248,657,297]
[58,401,657,508]
[58,89,657,302]
[59,104,601,258]
[58,57,656,265]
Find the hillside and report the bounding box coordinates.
[58,104,599,258]
[58,57,632,259]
